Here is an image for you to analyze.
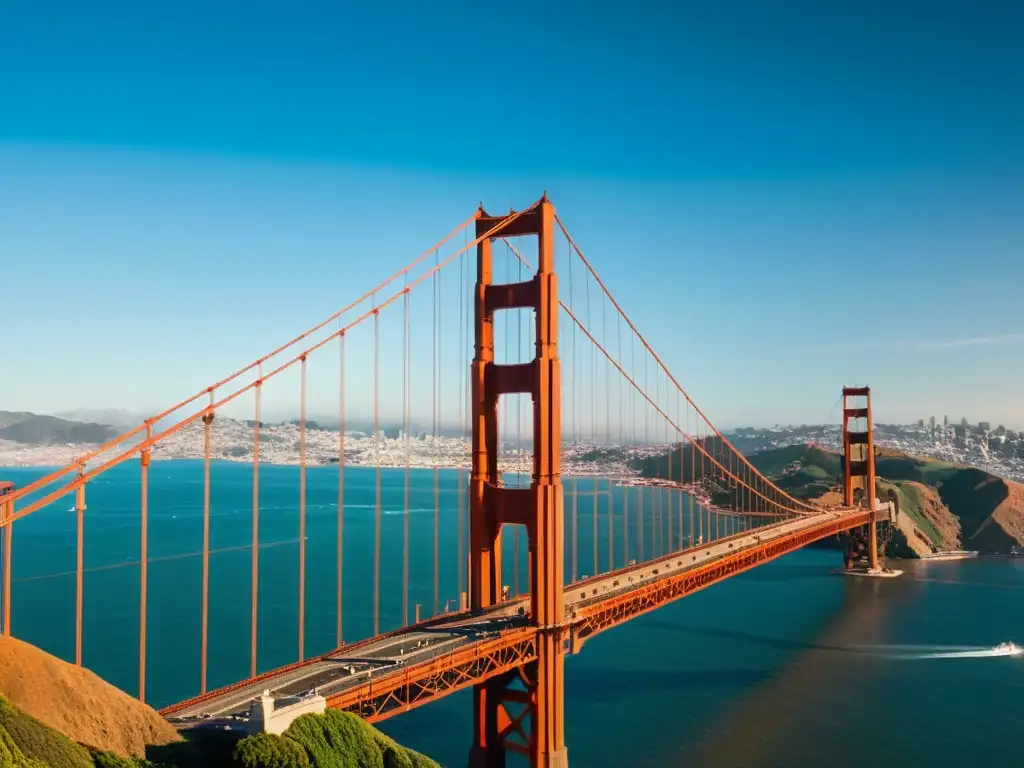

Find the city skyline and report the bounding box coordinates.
[2,2,1022,428]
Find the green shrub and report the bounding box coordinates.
[0,697,93,768]
[86,746,167,767]
[88,749,135,768]
[233,732,310,768]
[286,710,382,768]
[283,711,437,768]
[370,730,417,768]
[0,723,48,768]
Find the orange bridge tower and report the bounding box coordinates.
[469,196,568,768]
[841,386,880,570]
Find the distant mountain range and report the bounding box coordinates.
[0,411,119,446]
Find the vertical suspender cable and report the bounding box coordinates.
[569,242,578,579]
[403,288,411,625]
[514,245,522,596]
[587,273,597,575]
[337,335,345,646]
[571,478,578,581]
[251,364,262,676]
[75,467,85,666]
[373,308,382,636]
[618,307,628,563]
[432,252,440,616]
[689,404,694,547]
[201,391,213,692]
[457,242,467,603]
[1,496,11,636]
[298,356,307,661]
[138,424,150,702]
[604,289,612,570]
[677,394,683,550]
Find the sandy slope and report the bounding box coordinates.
[0,635,179,757]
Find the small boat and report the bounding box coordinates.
[994,641,1022,656]
[921,550,979,561]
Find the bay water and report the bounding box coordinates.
[2,461,1021,766]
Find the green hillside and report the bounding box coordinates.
[633,440,842,504]
[637,441,1024,556]
[0,695,148,768]
[0,692,439,768]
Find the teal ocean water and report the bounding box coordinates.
[2,461,1022,766]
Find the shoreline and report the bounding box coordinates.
[0,454,637,477]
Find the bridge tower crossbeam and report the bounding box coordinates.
[469,196,567,768]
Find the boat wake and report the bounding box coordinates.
[859,642,1023,660]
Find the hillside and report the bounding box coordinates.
[0,411,117,446]
[632,440,842,507]
[0,634,440,768]
[0,635,179,757]
[637,441,1024,556]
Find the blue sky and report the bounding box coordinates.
[2,1,1022,429]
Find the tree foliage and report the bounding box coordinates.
[283,711,437,768]
[87,746,167,767]
[233,733,310,768]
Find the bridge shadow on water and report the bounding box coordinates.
[565,663,772,702]
[638,620,871,656]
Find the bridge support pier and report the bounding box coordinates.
[468,647,568,768]
[468,198,568,767]
[532,635,569,768]
[868,519,879,570]
[469,674,513,768]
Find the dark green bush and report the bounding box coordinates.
[285,710,382,768]
[88,749,135,768]
[233,732,310,768]
[0,723,47,767]
[370,731,415,768]
[0,696,93,768]
[283,711,437,768]
[86,746,166,767]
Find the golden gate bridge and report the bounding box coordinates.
[0,195,894,767]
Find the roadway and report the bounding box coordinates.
[164,507,871,724]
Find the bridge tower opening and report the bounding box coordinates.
[841,386,881,571]
[469,196,568,768]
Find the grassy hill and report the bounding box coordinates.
[0,692,441,768]
[0,635,179,758]
[0,694,156,768]
[637,441,1024,556]
[0,634,439,768]
[632,440,842,507]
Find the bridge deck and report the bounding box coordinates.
[164,507,877,724]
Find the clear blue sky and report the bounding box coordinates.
[2,1,1022,429]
